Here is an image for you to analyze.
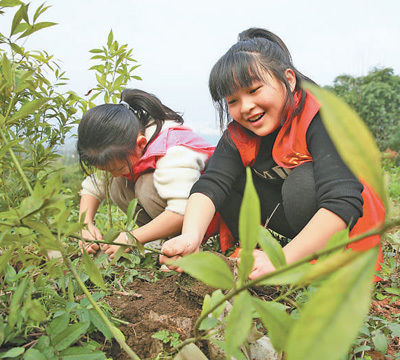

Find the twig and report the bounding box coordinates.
[193,219,400,339]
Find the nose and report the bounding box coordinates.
[240,96,255,116]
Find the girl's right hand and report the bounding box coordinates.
[79,223,103,254]
[159,234,201,272]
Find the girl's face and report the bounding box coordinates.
[98,135,147,177]
[225,69,296,137]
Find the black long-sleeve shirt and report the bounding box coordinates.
[191,113,364,229]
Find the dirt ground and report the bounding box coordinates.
[105,273,214,360]
[369,297,400,359]
[101,263,399,360]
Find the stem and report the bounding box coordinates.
[0,221,164,256]
[1,95,33,195]
[0,128,33,195]
[193,219,399,338]
[56,238,141,360]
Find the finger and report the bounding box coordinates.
[159,254,177,265]
[101,244,109,251]
[161,241,184,257]
[90,243,99,251]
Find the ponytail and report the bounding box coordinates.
[238,28,292,62]
[121,89,183,150]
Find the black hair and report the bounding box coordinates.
[209,27,315,131]
[77,89,183,175]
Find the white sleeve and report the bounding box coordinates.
[153,146,209,215]
[81,173,107,203]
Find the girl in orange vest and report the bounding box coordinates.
[77,89,214,258]
[160,28,384,279]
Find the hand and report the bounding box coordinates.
[248,249,276,280]
[102,232,131,259]
[79,223,102,254]
[159,234,201,272]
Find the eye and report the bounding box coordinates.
[226,98,237,105]
[249,85,262,94]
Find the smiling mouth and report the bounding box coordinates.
[248,113,265,123]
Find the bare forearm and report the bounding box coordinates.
[181,193,216,245]
[283,208,346,264]
[132,210,184,244]
[79,194,101,224]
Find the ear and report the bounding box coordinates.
[136,135,147,155]
[285,69,296,93]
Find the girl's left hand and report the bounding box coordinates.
[101,232,131,258]
[248,249,276,280]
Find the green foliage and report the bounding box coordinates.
[82,29,141,109]
[152,330,181,348]
[326,68,400,151]
[0,1,81,210]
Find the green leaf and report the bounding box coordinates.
[26,299,47,322]
[102,228,121,243]
[82,249,106,290]
[258,262,313,285]
[89,48,103,54]
[10,4,24,35]
[8,277,29,328]
[304,83,387,207]
[10,42,24,55]
[0,249,13,275]
[384,287,400,296]
[59,347,106,360]
[0,347,25,358]
[11,22,29,35]
[52,322,90,351]
[299,249,362,285]
[89,309,112,340]
[319,228,349,260]
[0,0,23,7]
[372,330,387,354]
[9,98,48,123]
[258,227,286,269]
[18,22,57,39]
[285,247,378,360]
[126,198,138,228]
[1,54,13,85]
[252,298,293,351]
[237,249,254,283]
[239,167,260,252]
[173,343,208,360]
[33,3,50,23]
[199,317,218,331]
[173,252,235,289]
[107,29,113,48]
[47,313,70,337]
[200,289,226,329]
[225,291,253,356]
[23,348,46,360]
[22,219,60,251]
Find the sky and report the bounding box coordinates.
[2,0,400,138]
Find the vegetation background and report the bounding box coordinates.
[0,1,399,360]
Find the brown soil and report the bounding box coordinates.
[105,273,215,360]
[369,297,400,359]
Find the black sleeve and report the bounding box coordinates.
[190,132,245,210]
[307,114,364,228]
